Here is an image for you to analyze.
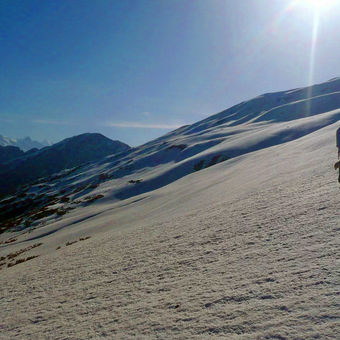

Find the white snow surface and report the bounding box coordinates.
[0,78,339,339]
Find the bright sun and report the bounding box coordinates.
[295,0,336,11]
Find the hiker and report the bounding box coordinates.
[337,127,340,159]
[336,127,340,182]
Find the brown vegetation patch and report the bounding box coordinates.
[193,155,229,172]
[128,179,143,184]
[60,196,70,203]
[4,238,17,244]
[6,243,43,261]
[72,185,87,194]
[207,154,224,167]
[193,160,205,171]
[56,208,67,216]
[1,220,19,234]
[79,236,91,241]
[59,236,90,249]
[31,208,58,221]
[99,173,112,181]
[0,192,61,234]
[7,255,39,268]
[66,240,78,246]
[84,194,104,203]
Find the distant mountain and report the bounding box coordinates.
[0,133,130,196]
[0,135,51,152]
[0,145,24,163]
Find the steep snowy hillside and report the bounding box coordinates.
[0,78,339,339]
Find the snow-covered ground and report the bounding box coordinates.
[0,79,339,339]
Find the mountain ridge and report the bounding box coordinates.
[0,135,51,152]
[0,133,130,197]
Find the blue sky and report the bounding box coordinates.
[1,0,339,146]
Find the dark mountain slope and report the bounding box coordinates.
[0,145,24,163]
[0,133,130,196]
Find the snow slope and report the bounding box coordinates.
[0,78,339,339]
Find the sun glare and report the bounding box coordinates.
[295,0,336,11]
[286,0,337,110]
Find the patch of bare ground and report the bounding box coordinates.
[6,243,42,260]
[0,243,43,270]
[83,194,104,203]
[79,236,91,241]
[3,237,17,244]
[65,240,78,246]
[7,255,39,268]
[0,191,75,234]
[56,236,91,250]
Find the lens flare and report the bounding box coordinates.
[306,9,320,113]
[288,0,335,113]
